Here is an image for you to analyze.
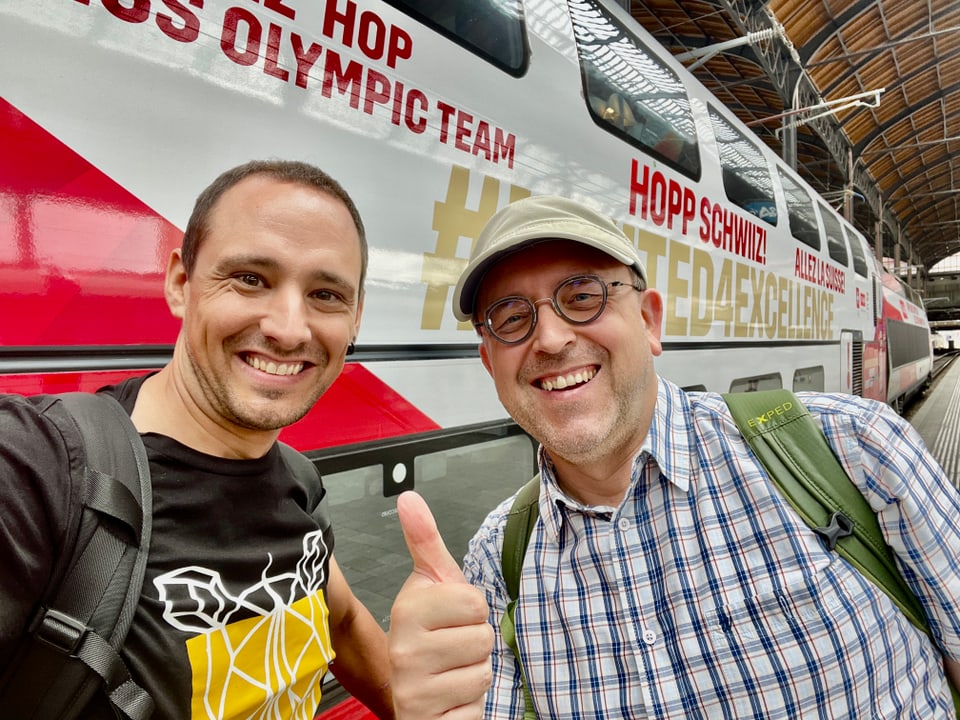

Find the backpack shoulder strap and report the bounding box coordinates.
[2,392,154,720]
[723,389,960,712]
[500,474,540,720]
[721,389,929,633]
[502,475,541,602]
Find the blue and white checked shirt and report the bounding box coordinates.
[463,378,960,719]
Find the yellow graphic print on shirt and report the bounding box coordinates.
[154,529,334,719]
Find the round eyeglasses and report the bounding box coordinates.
[476,274,644,345]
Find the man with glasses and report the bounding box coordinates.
[387,194,960,719]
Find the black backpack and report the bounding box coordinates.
[0,392,154,719]
[0,391,326,719]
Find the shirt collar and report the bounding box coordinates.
[536,377,695,540]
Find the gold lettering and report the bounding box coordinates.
[803,284,813,340]
[763,272,778,339]
[777,276,789,340]
[734,261,750,338]
[636,227,667,289]
[666,239,690,336]
[690,247,713,336]
[421,167,529,330]
[749,267,765,336]
[715,259,734,336]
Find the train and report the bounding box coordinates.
[0,0,933,717]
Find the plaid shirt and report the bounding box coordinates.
[463,378,960,719]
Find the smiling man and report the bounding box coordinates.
[0,161,393,719]
[387,194,960,719]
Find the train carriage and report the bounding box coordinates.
[0,0,933,716]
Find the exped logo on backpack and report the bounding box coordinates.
[746,401,794,429]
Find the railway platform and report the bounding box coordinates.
[905,354,960,488]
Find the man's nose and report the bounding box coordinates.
[529,298,576,353]
[260,288,312,349]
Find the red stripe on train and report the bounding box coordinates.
[0,97,181,346]
[315,697,376,720]
[0,365,439,449]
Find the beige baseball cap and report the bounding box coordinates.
[452,195,648,321]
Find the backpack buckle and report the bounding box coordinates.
[813,511,854,551]
[30,607,89,655]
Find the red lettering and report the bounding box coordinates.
[102,0,150,23]
[667,180,682,231]
[711,203,722,247]
[221,7,261,66]
[699,197,710,243]
[732,216,746,257]
[454,111,474,153]
[319,0,412,68]
[405,90,428,133]
[494,128,515,169]
[722,210,734,249]
[323,0,357,47]
[649,171,666,226]
[681,186,695,235]
[629,159,649,218]
[437,101,456,143]
[157,0,202,43]
[264,23,289,81]
[358,11,386,62]
[473,120,491,161]
[363,69,391,115]
[387,25,412,69]
[262,0,295,20]
[391,80,405,126]
[291,33,323,89]
[628,162,696,235]
[321,50,363,108]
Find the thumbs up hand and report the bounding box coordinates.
[389,492,494,719]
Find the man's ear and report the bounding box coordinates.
[353,291,365,337]
[641,288,664,357]
[165,248,188,319]
[479,339,494,377]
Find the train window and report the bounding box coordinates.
[818,204,848,267]
[729,373,782,393]
[777,169,819,249]
[322,433,535,630]
[898,278,923,308]
[843,226,870,278]
[385,0,528,76]
[567,0,701,179]
[793,366,825,392]
[708,106,777,226]
[888,319,932,369]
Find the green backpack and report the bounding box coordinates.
[501,388,959,717]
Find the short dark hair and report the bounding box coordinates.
[181,160,368,289]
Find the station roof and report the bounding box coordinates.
[628,0,960,275]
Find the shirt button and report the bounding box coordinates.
[643,629,657,645]
[618,518,631,531]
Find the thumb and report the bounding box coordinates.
[397,491,467,585]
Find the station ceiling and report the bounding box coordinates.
[627,0,960,276]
